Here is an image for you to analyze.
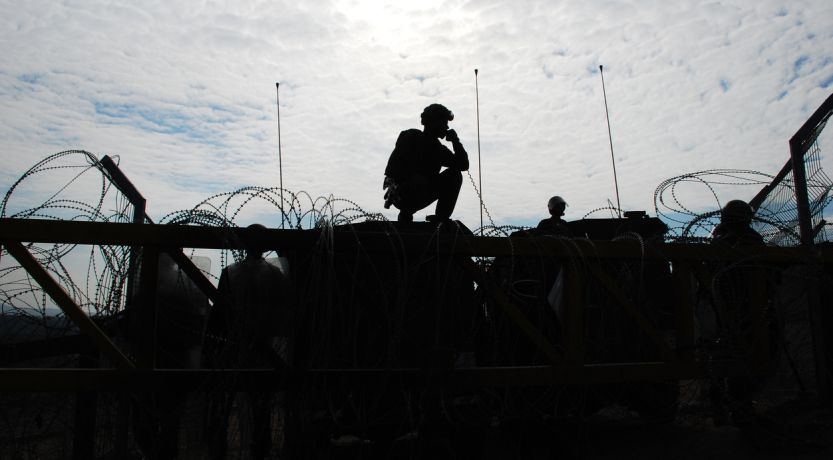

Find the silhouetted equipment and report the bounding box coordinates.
[475,68,484,235]
[276,82,285,229]
[487,212,676,418]
[599,64,623,218]
[566,212,668,240]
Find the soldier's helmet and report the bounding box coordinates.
[721,199,754,225]
[421,104,454,125]
[548,195,567,213]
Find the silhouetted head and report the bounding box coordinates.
[548,196,567,218]
[421,103,454,139]
[244,223,268,259]
[721,200,753,226]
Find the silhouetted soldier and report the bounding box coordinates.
[206,224,291,459]
[383,103,469,223]
[708,199,770,427]
[535,195,571,236]
[712,199,764,246]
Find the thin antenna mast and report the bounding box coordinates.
[276,82,285,229]
[475,68,483,235]
[599,65,622,218]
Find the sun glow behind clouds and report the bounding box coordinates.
[334,0,455,51]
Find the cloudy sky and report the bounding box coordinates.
[2,0,832,229]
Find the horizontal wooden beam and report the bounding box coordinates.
[1,218,829,262]
[0,335,94,365]
[0,361,749,392]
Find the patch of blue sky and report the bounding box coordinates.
[657,210,717,238]
[793,56,810,75]
[168,175,234,194]
[245,212,284,229]
[248,131,267,142]
[94,101,226,147]
[207,103,245,120]
[0,190,41,218]
[821,74,833,89]
[94,101,134,119]
[786,55,810,85]
[511,217,538,229]
[17,73,42,84]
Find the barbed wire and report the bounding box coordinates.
[1,150,830,457]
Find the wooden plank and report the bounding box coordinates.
[164,247,222,304]
[2,241,134,369]
[458,258,564,366]
[590,265,679,363]
[563,263,584,365]
[0,335,93,364]
[0,361,748,392]
[72,352,98,460]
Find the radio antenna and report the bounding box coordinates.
[599,65,622,218]
[475,68,483,235]
[276,82,285,229]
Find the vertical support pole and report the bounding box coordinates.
[98,155,147,457]
[820,265,833,408]
[98,155,147,303]
[563,263,584,365]
[117,192,145,460]
[132,246,161,458]
[126,200,146,304]
[789,139,831,405]
[137,246,160,370]
[790,138,813,248]
[748,267,771,372]
[673,261,694,363]
[114,392,130,460]
[806,265,831,405]
[73,342,99,460]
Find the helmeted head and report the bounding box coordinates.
[548,195,567,217]
[421,103,454,138]
[720,199,754,226]
[421,104,454,124]
[244,223,268,259]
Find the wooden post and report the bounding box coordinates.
[563,262,584,365]
[673,261,695,363]
[136,246,160,369]
[72,343,99,460]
